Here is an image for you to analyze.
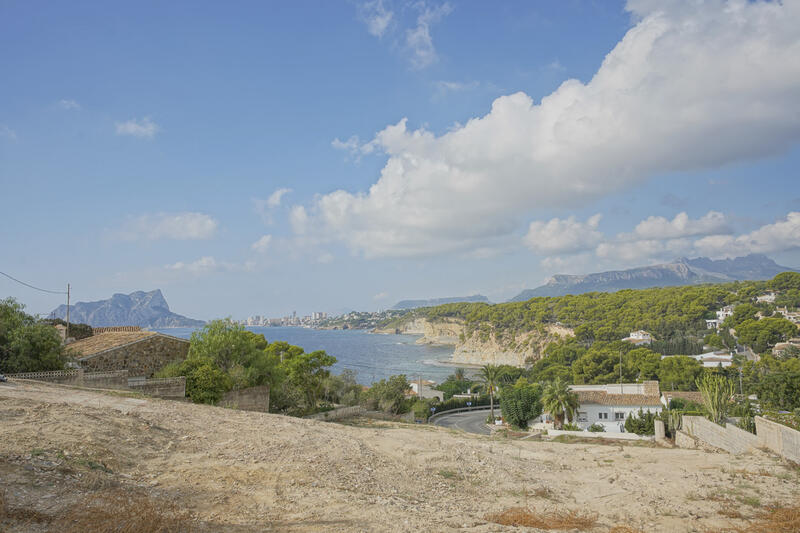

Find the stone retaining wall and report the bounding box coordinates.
[680,416,758,455]
[305,406,366,421]
[7,369,129,390]
[128,377,186,398]
[220,386,271,412]
[755,416,800,463]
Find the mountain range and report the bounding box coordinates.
[392,295,490,310]
[51,289,205,328]
[509,254,797,302]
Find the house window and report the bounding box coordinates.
[598,412,608,420]
[615,412,626,421]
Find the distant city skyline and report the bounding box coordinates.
[2,1,800,319]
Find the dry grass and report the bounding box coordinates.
[59,490,194,533]
[607,527,646,533]
[713,502,800,533]
[485,506,597,530]
[0,489,52,525]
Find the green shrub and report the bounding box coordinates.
[499,383,542,429]
[624,409,656,435]
[562,422,581,431]
[587,423,605,432]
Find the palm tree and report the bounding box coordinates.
[542,378,579,429]
[479,364,505,422]
[453,367,466,382]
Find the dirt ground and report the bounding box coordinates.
[1,380,798,532]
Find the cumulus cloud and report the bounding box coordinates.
[267,188,292,208]
[331,135,377,160]
[165,256,219,274]
[631,211,730,240]
[118,212,218,241]
[405,2,452,69]
[523,214,603,255]
[251,234,273,253]
[529,210,800,270]
[694,212,800,258]
[358,0,393,37]
[115,117,159,139]
[301,0,800,258]
[58,99,80,110]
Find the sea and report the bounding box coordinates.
[153,326,459,385]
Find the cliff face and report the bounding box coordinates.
[378,317,573,367]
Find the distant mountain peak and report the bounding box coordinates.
[509,255,797,302]
[51,289,203,328]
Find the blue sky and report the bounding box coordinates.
[2,0,799,320]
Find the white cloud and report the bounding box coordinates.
[694,212,800,258]
[290,205,310,235]
[523,214,603,255]
[358,0,393,37]
[165,256,219,274]
[298,0,800,258]
[0,125,17,140]
[373,291,388,300]
[251,234,273,253]
[434,80,480,94]
[118,212,218,241]
[533,210,800,269]
[58,99,80,110]
[331,135,377,161]
[631,211,730,240]
[405,2,452,69]
[267,188,292,208]
[115,117,159,139]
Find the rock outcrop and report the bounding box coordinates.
[51,289,205,328]
[377,316,574,367]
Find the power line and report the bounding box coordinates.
[0,270,68,295]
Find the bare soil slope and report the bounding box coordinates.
[1,380,798,532]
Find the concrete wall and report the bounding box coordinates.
[220,386,271,412]
[547,429,654,441]
[755,416,800,464]
[681,416,758,455]
[128,377,185,398]
[305,406,366,421]
[8,369,129,390]
[80,335,189,378]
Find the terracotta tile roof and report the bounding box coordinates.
[66,331,158,358]
[575,391,662,407]
[661,390,704,404]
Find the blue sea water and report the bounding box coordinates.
[154,326,458,385]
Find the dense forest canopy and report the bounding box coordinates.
[394,275,800,346]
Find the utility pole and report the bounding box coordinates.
[619,350,623,393]
[66,283,70,341]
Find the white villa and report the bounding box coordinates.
[661,351,733,368]
[756,292,777,303]
[707,305,735,331]
[776,307,800,325]
[622,330,653,345]
[532,381,663,433]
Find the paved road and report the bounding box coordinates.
[431,409,492,435]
